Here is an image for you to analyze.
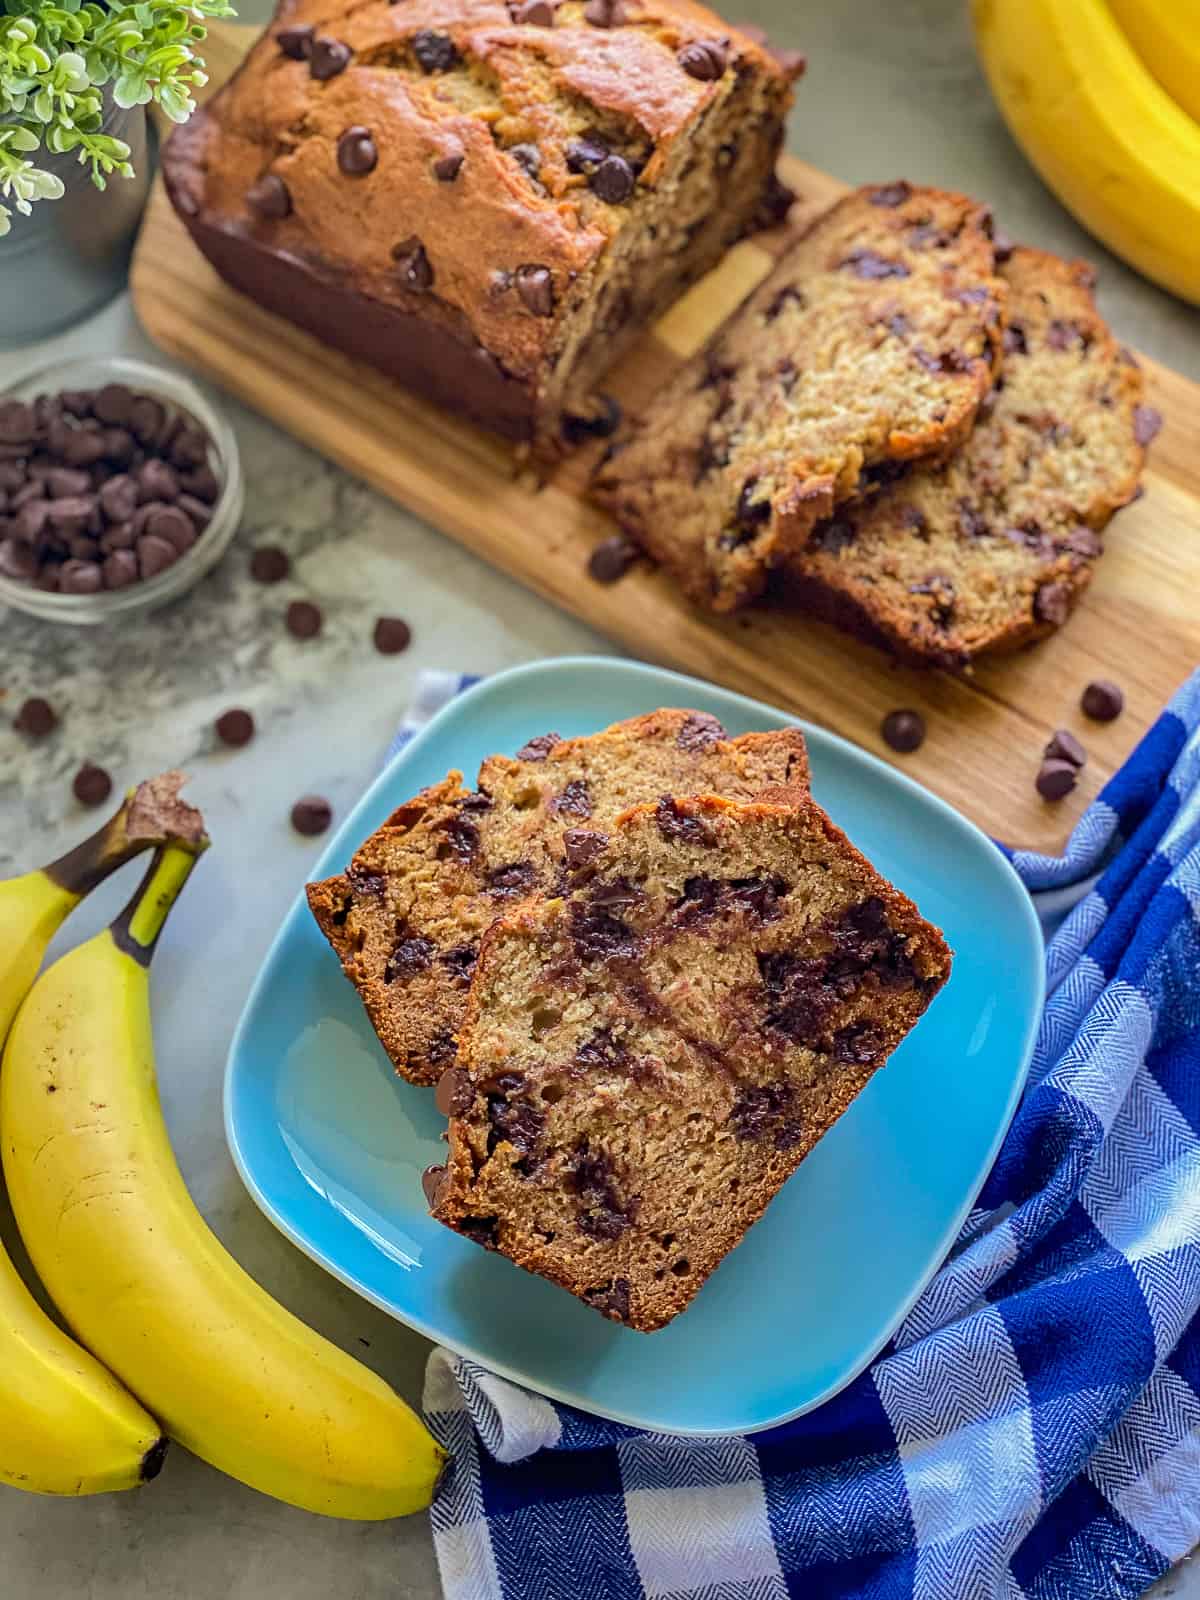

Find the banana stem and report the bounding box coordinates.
[110,843,207,968]
[46,772,208,899]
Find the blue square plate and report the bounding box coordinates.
[225,656,1044,1435]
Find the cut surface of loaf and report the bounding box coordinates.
[590,181,1006,609]
[427,791,952,1331]
[785,248,1152,666]
[307,710,809,1084]
[161,0,800,457]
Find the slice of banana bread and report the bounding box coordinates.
[426,790,951,1331]
[307,711,809,1085]
[590,181,1006,610]
[785,248,1151,667]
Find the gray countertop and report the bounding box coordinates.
[1,2,1196,1595]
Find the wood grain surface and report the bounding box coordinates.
[132,21,1199,850]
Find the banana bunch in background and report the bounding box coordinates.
[972,0,1200,306]
[0,778,446,1515]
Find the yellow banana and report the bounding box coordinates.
[972,0,1200,306]
[1107,0,1200,125]
[2,845,447,1520]
[0,772,204,1497]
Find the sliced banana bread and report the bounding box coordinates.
[785,248,1152,667]
[426,791,951,1331]
[590,181,1006,610]
[307,710,809,1085]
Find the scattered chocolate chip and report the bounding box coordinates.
[1060,525,1103,558]
[1081,679,1124,722]
[286,599,323,639]
[869,181,912,208]
[310,35,351,78]
[1044,728,1086,768]
[73,762,113,807]
[277,23,314,57]
[435,1066,473,1118]
[247,174,291,220]
[291,795,333,835]
[566,133,609,173]
[591,153,635,204]
[250,545,290,583]
[841,249,910,280]
[587,534,639,583]
[337,126,377,176]
[677,39,727,79]
[364,616,410,656]
[137,533,178,580]
[583,0,625,23]
[433,147,464,182]
[1036,759,1077,802]
[516,732,562,761]
[881,708,925,753]
[508,143,542,183]
[1133,406,1163,447]
[562,394,621,443]
[387,935,436,979]
[515,264,555,317]
[216,708,255,748]
[676,712,726,752]
[512,0,555,21]
[392,236,434,291]
[553,779,592,818]
[421,1164,448,1207]
[563,828,609,870]
[1033,582,1072,626]
[756,172,796,228]
[412,29,458,71]
[14,697,57,737]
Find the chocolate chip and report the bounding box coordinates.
[59,389,94,418]
[841,250,910,280]
[991,226,1015,262]
[1044,729,1086,768]
[1046,319,1086,351]
[92,385,134,426]
[590,154,635,204]
[1060,526,1102,558]
[286,599,322,639]
[736,478,771,530]
[98,473,139,523]
[1033,582,1072,626]
[73,762,113,807]
[43,466,90,500]
[440,943,478,984]
[1133,406,1163,447]
[508,143,542,183]
[216,708,255,748]
[516,732,562,761]
[677,39,727,79]
[676,711,726,752]
[180,463,220,503]
[277,23,314,57]
[563,828,609,870]
[583,1277,630,1320]
[102,549,139,589]
[512,0,555,21]
[756,173,795,228]
[309,36,351,78]
[177,493,213,532]
[1036,759,1078,801]
[392,236,434,291]
[553,779,592,818]
[137,533,178,580]
[291,795,333,835]
[433,147,464,182]
[373,616,411,654]
[56,558,101,595]
[583,0,625,22]
[168,427,208,469]
[881,709,925,753]
[0,399,34,445]
[412,29,458,71]
[566,134,609,172]
[145,504,196,555]
[655,795,714,845]
[486,861,538,899]
[135,456,180,502]
[337,126,377,176]
[128,395,167,446]
[250,545,290,583]
[1081,679,1124,722]
[587,535,638,583]
[62,427,106,467]
[730,1082,800,1148]
[869,181,912,208]
[386,935,436,980]
[832,1022,885,1064]
[247,174,291,220]
[46,497,96,537]
[421,1164,448,1208]
[563,394,621,443]
[435,1066,473,1117]
[14,697,56,737]
[515,264,555,318]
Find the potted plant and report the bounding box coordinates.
[0,0,233,346]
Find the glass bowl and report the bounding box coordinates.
[0,356,243,624]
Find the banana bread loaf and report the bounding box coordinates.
[784,248,1152,666]
[590,181,1006,609]
[307,710,809,1084]
[161,0,801,457]
[425,790,952,1330]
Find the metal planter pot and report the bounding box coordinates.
[0,93,150,348]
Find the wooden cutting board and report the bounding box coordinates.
[132,21,1199,851]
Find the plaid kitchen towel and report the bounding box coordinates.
[410,669,1200,1600]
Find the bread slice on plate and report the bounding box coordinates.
[426,790,951,1331]
[590,181,1006,610]
[785,247,1152,667]
[307,711,809,1085]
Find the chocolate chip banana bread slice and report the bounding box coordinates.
[590,181,1006,610]
[786,248,1152,667]
[426,791,951,1331]
[307,710,809,1085]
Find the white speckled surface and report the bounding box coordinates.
[1,1,1197,1594]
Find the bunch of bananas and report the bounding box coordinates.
[972,0,1200,306]
[0,775,445,1514]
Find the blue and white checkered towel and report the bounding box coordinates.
[405,669,1200,1600]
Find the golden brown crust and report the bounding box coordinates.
[306,711,810,1083]
[784,248,1149,667]
[431,790,951,1331]
[590,181,1006,608]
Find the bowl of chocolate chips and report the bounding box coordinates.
[0,357,243,623]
